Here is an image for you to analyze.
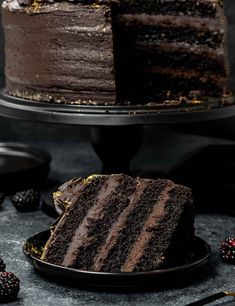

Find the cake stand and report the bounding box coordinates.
[1,89,235,215]
[1,90,235,173]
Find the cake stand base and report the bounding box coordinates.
[1,90,235,174]
[90,125,143,174]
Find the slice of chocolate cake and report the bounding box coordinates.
[41,174,194,272]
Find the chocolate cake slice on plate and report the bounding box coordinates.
[41,174,194,272]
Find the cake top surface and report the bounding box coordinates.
[2,0,224,12]
[2,0,105,12]
[53,174,191,215]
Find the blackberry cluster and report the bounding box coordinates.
[11,189,41,212]
[0,271,20,302]
[220,237,235,264]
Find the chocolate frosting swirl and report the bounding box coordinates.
[3,0,110,11]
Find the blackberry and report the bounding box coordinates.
[0,259,5,272]
[11,189,41,212]
[220,237,235,264]
[0,193,4,207]
[0,271,20,302]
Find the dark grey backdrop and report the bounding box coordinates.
[0,1,234,177]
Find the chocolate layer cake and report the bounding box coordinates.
[1,0,229,105]
[41,174,194,272]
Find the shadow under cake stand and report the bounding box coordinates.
[1,90,235,215]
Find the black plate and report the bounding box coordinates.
[23,230,211,289]
[0,143,51,192]
[0,89,235,126]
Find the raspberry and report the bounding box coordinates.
[220,237,235,264]
[0,271,20,302]
[11,189,41,212]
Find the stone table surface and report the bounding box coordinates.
[0,141,234,306]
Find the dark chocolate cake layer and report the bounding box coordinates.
[41,174,194,272]
[2,1,116,105]
[115,0,223,17]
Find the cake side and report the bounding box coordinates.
[41,174,194,272]
[2,1,116,105]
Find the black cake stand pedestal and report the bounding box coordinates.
[1,90,235,216]
[1,90,235,174]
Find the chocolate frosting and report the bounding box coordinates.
[2,0,223,13]
[2,1,116,105]
[2,0,116,12]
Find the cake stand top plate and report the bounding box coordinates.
[0,90,235,126]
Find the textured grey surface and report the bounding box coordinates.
[0,141,234,306]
